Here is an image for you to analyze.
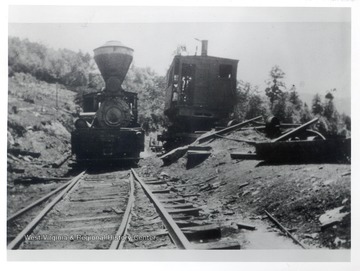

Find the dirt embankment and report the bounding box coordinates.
[7,73,351,249]
[7,73,78,216]
[139,129,351,249]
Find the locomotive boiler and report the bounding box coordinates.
[71,41,144,163]
[158,40,239,150]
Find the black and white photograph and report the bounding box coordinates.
[4,2,358,265]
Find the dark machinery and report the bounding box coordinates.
[71,41,144,164]
[158,40,239,150]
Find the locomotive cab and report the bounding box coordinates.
[160,41,238,148]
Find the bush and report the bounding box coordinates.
[9,36,94,88]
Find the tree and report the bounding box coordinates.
[311,94,323,115]
[301,103,313,123]
[123,65,167,134]
[265,65,286,108]
[323,89,336,119]
[288,85,302,111]
[341,113,351,131]
[234,80,270,121]
[8,36,93,88]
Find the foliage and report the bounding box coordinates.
[264,65,286,107]
[310,90,350,137]
[311,94,323,115]
[259,65,351,137]
[301,103,313,123]
[234,81,270,121]
[123,65,167,134]
[8,36,95,88]
[8,36,168,133]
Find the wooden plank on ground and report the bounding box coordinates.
[272,118,318,142]
[167,207,201,216]
[187,150,211,156]
[145,180,167,185]
[192,240,240,250]
[152,189,171,194]
[175,220,205,228]
[160,198,186,204]
[188,146,212,151]
[230,152,259,160]
[160,146,189,164]
[182,224,221,241]
[196,116,262,144]
[62,215,119,222]
[52,152,72,168]
[256,138,351,162]
[182,193,200,198]
[236,222,257,230]
[164,203,194,209]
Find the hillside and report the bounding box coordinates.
[139,130,351,249]
[7,73,77,215]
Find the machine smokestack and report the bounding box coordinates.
[201,40,208,56]
[93,41,133,93]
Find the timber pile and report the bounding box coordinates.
[229,117,351,163]
[256,138,351,163]
[160,116,262,165]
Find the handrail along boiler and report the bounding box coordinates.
[71,41,145,163]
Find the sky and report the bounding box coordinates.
[8,6,351,114]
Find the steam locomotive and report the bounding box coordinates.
[158,40,239,150]
[71,41,144,164]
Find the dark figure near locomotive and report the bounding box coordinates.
[158,40,239,150]
[71,41,144,164]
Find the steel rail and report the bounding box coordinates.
[109,171,135,249]
[131,169,192,249]
[8,179,74,222]
[264,210,306,249]
[7,171,86,250]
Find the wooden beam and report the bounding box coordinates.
[145,180,167,185]
[52,152,72,168]
[164,203,194,209]
[175,175,217,188]
[160,198,186,204]
[152,189,171,194]
[236,222,256,230]
[196,116,263,144]
[192,240,240,250]
[182,224,221,241]
[230,152,259,160]
[167,207,201,216]
[8,148,41,158]
[272,118,319,142]
[62,215,119,222]
[159,116,262,164]
[175,220,205,228]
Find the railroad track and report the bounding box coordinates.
[7,170,135,250]
[123,169,241,249]
[8,168,240,250]
[9,167,304,250]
